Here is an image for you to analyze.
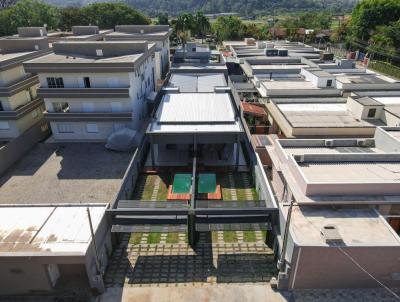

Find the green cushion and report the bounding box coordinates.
[198,173,217,194]
[172,173,192,194]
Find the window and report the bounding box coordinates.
[83,77,91,88]
[57,122,73,133]
[327,79,333,87]
[111,102,122,112]
[107,77,119,88]
[52,102,69,113]
[86,123,98,133]
[0,121,10,130]
[367,108,377,118]
[47,77,64,88]
[82,101,94,112]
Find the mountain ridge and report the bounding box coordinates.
[43,0,358,16]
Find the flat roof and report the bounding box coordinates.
[262,80,318,90]
[0,51,36,63]
[285,206,400,246]
[0,143,132,204]
[106,31,169,39]
[0,205,106,254]
[336,73,398,84]
[149,93,242,133]
[299,161,400,183]
[168,73,227,92]
[276,103,375,128]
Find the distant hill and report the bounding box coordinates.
[44,0,358,16]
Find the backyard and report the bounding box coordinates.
[129,171,263,245]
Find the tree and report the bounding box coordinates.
[347,0,400,42]
[193,12,211,40]
[156,12,168,25]
[176,12,194,33]
[1,0,60,35]
[59,6,84,31]
[80,3,150,29]
[212,16,245,43]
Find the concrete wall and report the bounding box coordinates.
[289,246,400,289]
[0,260,52,295]
[0,120,49,174]
[0,65,26,86]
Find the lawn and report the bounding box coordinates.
[129,232,142,245]
[147,233,161,244]
[223,231,238,243]
[243,231,256,242]
[219,172,258,201]
[134,173,170,200]
[166,232,179,243]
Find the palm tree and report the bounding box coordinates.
[194,12,211,43]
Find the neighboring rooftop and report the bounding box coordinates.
[0,143,133,204]
[275,102,375,128]
[0,205,106,254]
[284,206,400,246]
[106,25,172,41]
[23,41,156,72]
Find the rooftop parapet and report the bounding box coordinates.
[52,40,149,58]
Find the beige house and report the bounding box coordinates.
[266,136,400,289]
[24,40,156,142]
[264,97,379,138]
[0,28,51,140]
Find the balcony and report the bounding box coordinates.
[44,111,132,122]
[0,74,39,97]
[0,98,43,120]
[38,87,130,98]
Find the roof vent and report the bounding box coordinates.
[321,224,342,245]
[325,139,334,148]
[96,49,103,56]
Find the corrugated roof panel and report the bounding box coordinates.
[157,93,235,123]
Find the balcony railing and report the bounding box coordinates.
[44,111,132,121]
[38,87,130,98]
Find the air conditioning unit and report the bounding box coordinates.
[140,29,145,34]
[325,139,334,148]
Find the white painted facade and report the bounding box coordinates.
[40,56,155,142]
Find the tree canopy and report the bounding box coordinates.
[0,0,151,35]
[345,0,400,58]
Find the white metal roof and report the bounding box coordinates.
[150,92,242,133]
[157,93,235,123]
[0,205,106,254]
[168,74,227,92]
